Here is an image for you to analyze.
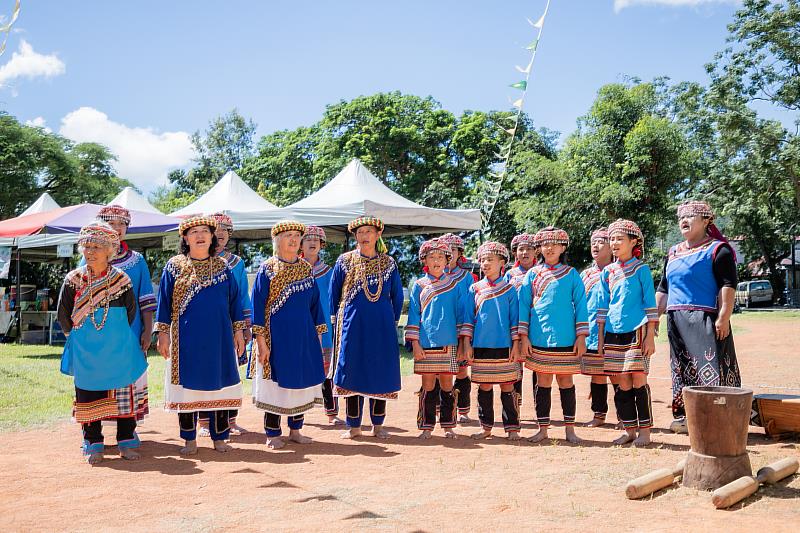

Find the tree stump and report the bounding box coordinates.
[682,386,753,490]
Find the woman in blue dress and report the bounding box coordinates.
[250,220,327,450]
[155,216,247,455]
[57,222,147,464]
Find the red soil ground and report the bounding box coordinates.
[2,313,798,532]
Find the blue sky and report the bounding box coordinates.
[0,0,748,192]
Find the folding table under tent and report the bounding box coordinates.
[232,159,482,242]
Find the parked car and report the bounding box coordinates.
[735,280,774,308]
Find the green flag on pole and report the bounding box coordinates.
[509,81,527,90]
[526,39,539,51]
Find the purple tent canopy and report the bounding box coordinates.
[0,203,179,238]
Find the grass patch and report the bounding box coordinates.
[0,343,415,432]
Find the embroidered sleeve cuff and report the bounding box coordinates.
[510,326,520,341]
[252,325,267,337]
[316,324,328,335]
[232,320,248,331]
[645,308,659,322]
[575,323,589,336]
[517,321,529,336]
[596,308,608,323]
[404,325,420,342]
[243,308,253,318]
[139,295,157,313]
[458,323,474,338]
[154,322,170,333]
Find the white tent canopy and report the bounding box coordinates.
[108,187,162,214]
[20,193,60,216]
[2,194,66,249]
[232,159,481,240]
[170,170,278,217]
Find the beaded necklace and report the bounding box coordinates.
[85,265,111,331]
[189,256,215,287]
[359,253,383,303]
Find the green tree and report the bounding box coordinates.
[510,82,692,269]
[169,108,256,194]
[667,0,800,294]
[0,111,129,219]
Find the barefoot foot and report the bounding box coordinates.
[444,429,458,439]
[119,448,140,460]
[527,428,549,443]
[586,417,606,428]
[340,427,362,439]
[229,423,247,436]
[289,430,312,444]
[565,427,583,444]
[86,453,104,465]
[612,430,636,445]
[180,440,198,455]
[213,440,232,452]
[471,429,492,440]
[266,437,285,450]
[372,425,390,439]
[507,431,521,441]
[633,429,651,447]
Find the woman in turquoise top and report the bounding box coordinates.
[579,227,619,428]
[597,219,659,447]
[57,222,146,465]
[518,227,588,444]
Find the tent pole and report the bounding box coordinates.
[15,248,21,341]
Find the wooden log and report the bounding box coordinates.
[625,459,687,500]
[682,386,753,490]
[711,457,799,509]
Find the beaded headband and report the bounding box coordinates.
[210,212,234,232]
[347,216,384,233]
[608,218,644,243]
[302,225,327,242]
[677,200,715,221]
[271,220,306,237]
[418,239,452,262]
[511,233,536,252]
[476,241,509,262]
[439,232,465,250]
[97,204,131,225]
[534,226,570,247]
[590,227,609,243]
[179,216,218,234]
[78,221,120,250]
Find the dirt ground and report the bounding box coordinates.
[2,314,799,532]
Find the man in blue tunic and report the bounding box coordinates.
[330,216,404,439]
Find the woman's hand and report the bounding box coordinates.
[157,332,170,359]
[574,335,587,358]
[642,331,656,357]
[255,336,270,365]
[140,331,152,353]
[715,316,731,340]
[233,330,245,357]
[412,341,425,361]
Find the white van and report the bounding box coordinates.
[735,280,774,308]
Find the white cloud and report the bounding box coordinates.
[614,0,740,12]
[59,107,194,191]
[0,40,65,87]
[25,116,51,133]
